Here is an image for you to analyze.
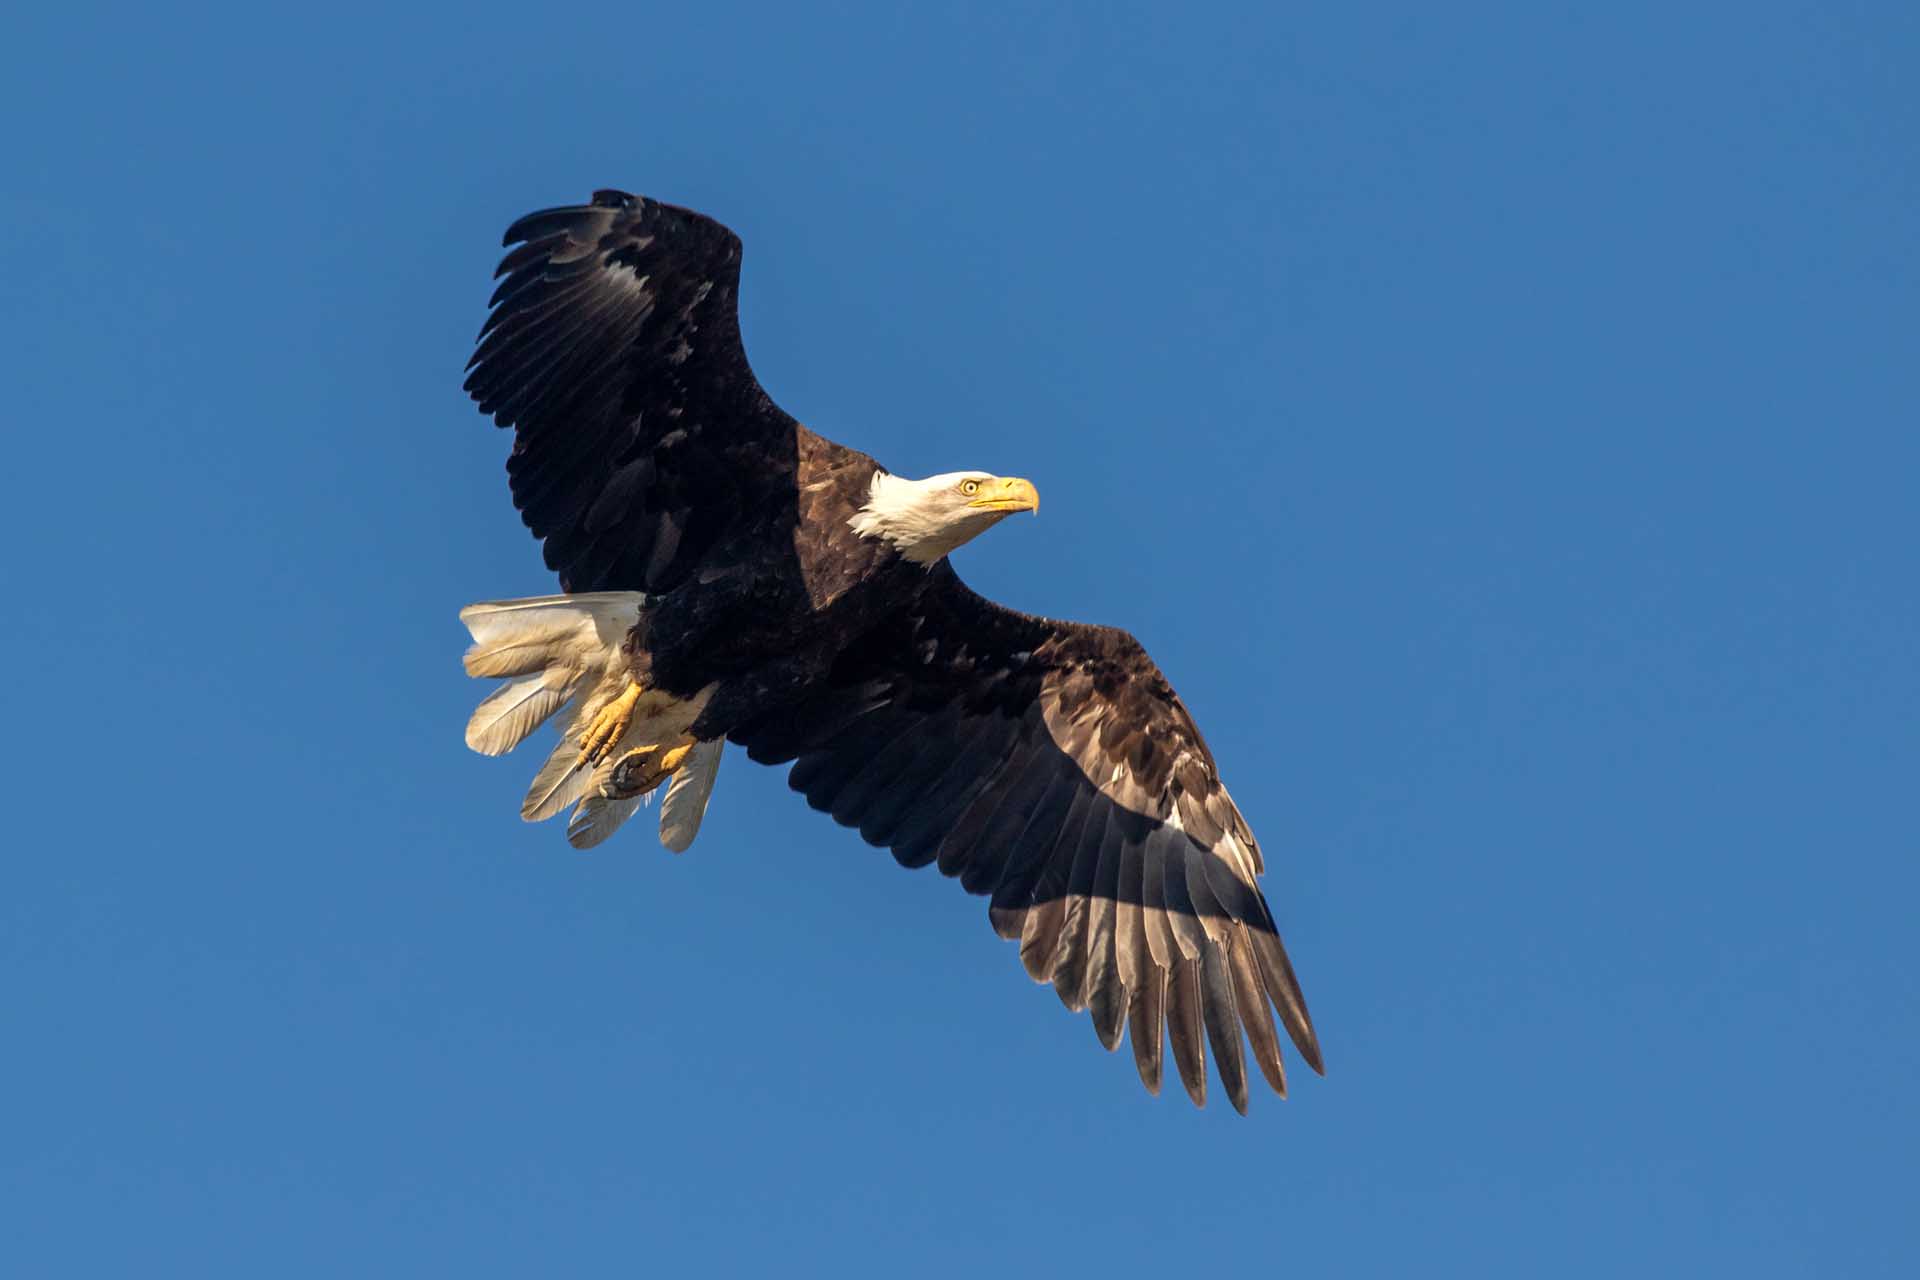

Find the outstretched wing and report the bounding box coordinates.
[465,190,796,592]
[728,564,1322,1112]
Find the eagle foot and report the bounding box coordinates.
[605,736,698,798]
[577,679,645,768]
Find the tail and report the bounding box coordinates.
[659,739,724,853]
[458,594,725,851]
[460,593,642,754]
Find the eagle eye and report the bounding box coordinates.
[962,480,980,495]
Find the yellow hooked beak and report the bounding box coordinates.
[967,476,1040,514]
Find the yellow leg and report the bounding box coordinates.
[577,679,643,768]
[653,740,696,776]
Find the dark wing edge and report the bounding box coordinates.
[464,189,796,593]
[728,564,1323,1112]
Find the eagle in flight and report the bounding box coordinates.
[460,190,1322,1111]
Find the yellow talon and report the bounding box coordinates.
[605,735,697,796]
[577,680,644,768]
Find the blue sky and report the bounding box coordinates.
[3,1,1915,1274]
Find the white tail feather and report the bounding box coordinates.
[520,716,596,821]
[518,692,676,822]
[460,594,644,678]
[659,740,724,853]
[461,593,645,820]
[465,666,576,756]
[460,592,646,635]
[568,792,650,849]
[461,592,726,848]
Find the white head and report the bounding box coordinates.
[849,470,1041,565]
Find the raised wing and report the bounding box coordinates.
[728,564,1322,1111]
[465,190,796,592]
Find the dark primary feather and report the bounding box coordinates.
[730,563,1323,1111]
[464,190,795,592]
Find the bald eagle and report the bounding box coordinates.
[460,190,1322,1112]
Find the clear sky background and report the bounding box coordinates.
[3,2,1915,1275]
